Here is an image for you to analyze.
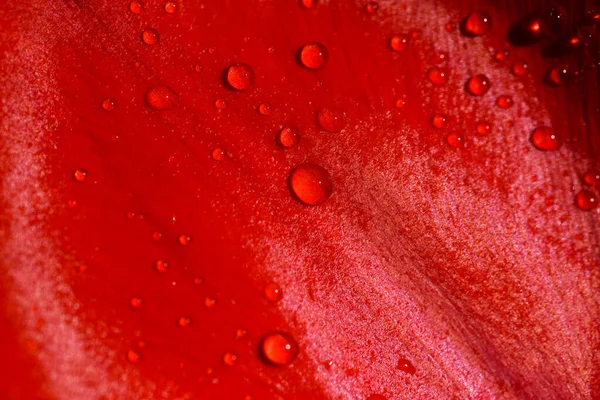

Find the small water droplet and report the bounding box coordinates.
[129,1,142,14]
[494,49,509,62]
[300,0,317,8]
[465,74,491,96]
[215,98,226,110]
[583,170,600,186]
[226,63,255,90]
[146,85,177,110]
[178,316,191,327]
[427,67,449,85]
[236,329,247,339]
[395,98,406,109]
[390,35,408,52]
[531,126,559,151]
[299,43,328,70]
[223,352,238,366]
[127,350,141,363]
[277,127,299,148]
[365,1,378,13]
[398,358,416,374]
[511,60,528,76]
[290,163,333,206]
[130,297,143,309]
[212,148,225,160]
[205,297,217,308]
[194,64,203,73]
[446,132,465,148]
[575,190,598,211]
[102,98,115,111]
[178,234,191,245]
[142,28,160,45]
[193,277,203,285]
[476,122,491,135]
[258,103,271,115]
[152,231,162,241]
[264,282,283,302]
[260,332,299,366]
[495,95,513,109]
[316,106,346,133]
[431,113,447,129]
[462,11,491,36]
[155,260,169,273]
[73,169,88,183]
[164,2,176,13]
[546,66,568,86]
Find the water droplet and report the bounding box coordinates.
[130,297,143,309]
[205,297,216,308]
[575,190,598,211]
[215,98,226,110]
[152,231,162,241]
[465,74,491,96]
[446,132,465,148]
[264,283,283,302]
[531,126,559,151]
[495,95,513,109]
[300,43,328,70]
[277,127,299,148]
[445,22,453,32]
[178,316,191,327]
[462,11,491,36]
[236,328,247,339]
[127,350,141,363]
[427,67,449,85]
[164,2,176,13]
[511,60,528,76]
[194,64,203,73]
[155,260,169,273]
[316,106,346,133]
[260,332,299,366]
[494,49,509,62]
[583,170,600,186]
[398,358,416,374]
[178,234,191,245]
[146,85,177,110]
[395,98,406,109]
[258,103,271,115]
[129,1,142,14]
[300,0,317,8]
[102,98,115,111]
[212,148,225,160]
[431,113,447,129]
[226,63,255,90]
[365,1,378,13]
[390,35,408,52]
[223,352,238,366]
[476,122,491,135]
[193,277,203,285]
[290,163,333,206]
[142,28,160,45]
[73,169,88,183]
[546,66,568,86]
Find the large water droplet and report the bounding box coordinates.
[260,332,299,366]
[531,126,559,151]
[465,74,490,96]
[146,85,177,110]
[142,28,160,45]
[398,358,416,374]
[290,163,333,206]
[277,127,299,148]
[427,67,449,85]
[226,63,255,90]
[316,106,346,133]
[576,190,598,211]
[300,43,328,70]
[462,11,491,36]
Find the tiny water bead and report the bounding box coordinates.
[427,67,449,85]
[398,358,416,374]
[155,260,169,273]
[476,122,491,135]
[546,66,568,86]
[300,43,328,70]
[495,95,513,109]
[290,163,333,206]
[223,352,238,366]
[390,35,408,52]
[164,2,176,13]
[576,190,598,211]
[226,63,255,90]
[583,170,600,186]
[531,126,559,151]
[73,169,88,182]
[205,297,217,308]
[264,282,283,302]
[494,49,509,62]
[130,297,143,309]
[152,231,162,241]
[102,98,115,111]
[316,106,346,133]
[300,0,317,8]
[258,103,271,115]
[178,234,191,245]
[463,11,491,36]
[511,60,528,76]
[212,148,225,160]
[178,316,192,327]
[431,113,447,129]
[127,350,141,363]
[277,127,299,148]
[146,85,177,110]
[465,74,490,96]
[260,332,299,366]
[365,1,378,13]
[129,1,142,14]
[142,28,160,45]
[215,98,226,110]
[395,98,406,109]
[446,132,465,148]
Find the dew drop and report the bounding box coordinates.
[73,169,88,183]
[178,234,191,245]
[129,1,142,14]
[583,170,600,186]
[546,66,568,86]
[395,98,406,109]
[495,95,513,109]
[290,163,333,206]
[258,103,271,115]
[130,297,143,309]
[226,63,255,90]
[316,106,346,133]
[465,74,491,96]
[390,35,408,52]
[142,28,160,45]
[576,190,598,211]
[102,98,115,111]
[531,126,559,151]
[152,231,162,241]
[212,148,225,160]
[178,316,192,327]
[155,260,169,273]
[511,60,528,76]
[427,67,449,85]
[223,352,238,366]
[431,113,447,129]
[462,11,491,36]
[260,332,299,366]
[215,98,226,110]
[164,2,176,13]
[194,64,203,73]
[264,282,283,302]
[146,85,177,110]
[277,127,299,148]
[365,1,378,13]
[299,43,328,70]
[205,297,217,308]
[300,0,316,8]
[476,122,491,135]
[127,350,141,363]
[236,329,248,339]
[494,49,509,62]
[446,132,465,148]
[398,358,416,374]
